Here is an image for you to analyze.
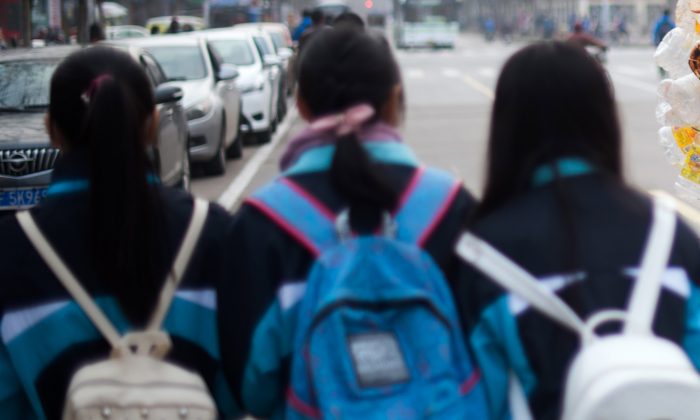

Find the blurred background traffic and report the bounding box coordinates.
[0,0,679,50]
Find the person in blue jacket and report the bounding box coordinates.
[292,9,312,42]
[653,8,675,46]
[0,47,239,418]
[455,42,700,420]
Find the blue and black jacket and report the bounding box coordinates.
[219,142,478,418]
[455,170,700,420]
[0,153,240,419]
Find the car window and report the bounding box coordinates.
[0,60,56,110]
[210,40,256,66]
[253,36,271,57]
[147,46,208,81]
[269,32,285,51]
[141,54,166,86]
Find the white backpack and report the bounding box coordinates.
[456,194,700,420]
[16,199,218,420]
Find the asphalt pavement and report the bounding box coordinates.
[191,34,678,213]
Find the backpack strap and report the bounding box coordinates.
[394,167,462,246]
[456,232,585,333]
[246,178,338,257]
[16,211,121,348]
[624,193,677,335]
[16,198,210,347]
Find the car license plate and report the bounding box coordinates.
[0,187,48,210]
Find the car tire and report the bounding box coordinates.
[226,123,243,159]
[203,120,226,176]
[256,128,272,144]
[178,150,191,191]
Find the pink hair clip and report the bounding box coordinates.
[309,103,375,136]
[80,74,113,105]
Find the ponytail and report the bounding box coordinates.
[330,132,398,226]
[50,47,162,326]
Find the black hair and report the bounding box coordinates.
[333,12,365,30]
[663,9,671,16]
[310,9,325,25]
[298,28,402,228]
[49,47,163,325]
[476,42,621,220]
[302,9,312,18]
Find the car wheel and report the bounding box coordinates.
[226,122,243,159]
[278,97,287,122]
[203,120,226,176]
[178,150,191,191]
[256,128,272,144]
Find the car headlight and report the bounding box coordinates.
[186,98,213,121]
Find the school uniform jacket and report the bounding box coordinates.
[0,154,239,419]
[220,148,478,418]
[456,172,700,420]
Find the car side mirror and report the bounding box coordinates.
[218,64,240,81]
[277,47,293,60]
[155,85,184,104]
[263,54,282,68]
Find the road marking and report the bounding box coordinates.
[612,65,650,78]
[217,108,299,211]
[405,69,426,80]
[441,68,461,78]
[462,74,495,100]
[478,67,498,79]
[609,72,658,95]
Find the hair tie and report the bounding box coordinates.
[309,103,375,136]
[81,74,113,105]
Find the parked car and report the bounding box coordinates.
[106,25,150,40]
[114,35,243,175]
[204,29,279,144]
[0,45,190,212]
[234,22,295,96]
[232,26,287,125]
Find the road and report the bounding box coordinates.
[191,35,677,213]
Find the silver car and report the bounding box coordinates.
[117,35,243,176]
[0,45,190,212]
[205,29,280,144]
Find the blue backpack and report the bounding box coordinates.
[248,167,487,419]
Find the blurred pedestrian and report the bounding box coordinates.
[0,46,240,418]
[455,41,700,420]
[0,28,6,50]
[167,17,180,34]
[297,8,327,52]
[292,9,312,41]
[654,9,675,46]
[567,21,608,63]
[88,23,104,43]
[654,9,675,78]
[222,28,482,418]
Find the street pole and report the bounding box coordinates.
[21,0,31,47]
